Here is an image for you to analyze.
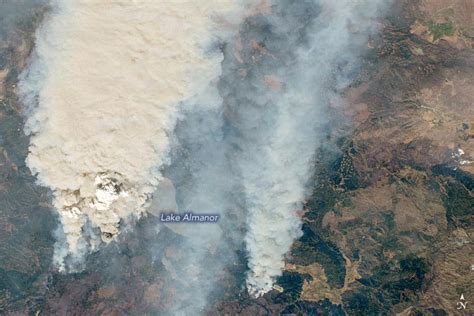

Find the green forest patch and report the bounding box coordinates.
[428,21,454,41]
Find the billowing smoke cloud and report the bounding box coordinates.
[18,0,389,313]
[221,0,390,296]
[150,1,390,312]
[18,0,245,272]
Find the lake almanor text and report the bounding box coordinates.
[160,212,220,223]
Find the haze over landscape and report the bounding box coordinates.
[0,0,473,315]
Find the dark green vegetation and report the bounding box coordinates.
[275,147,434,315]
[440,179,474,228]
[281,299,345,316]
[332,148,360,191]
[432,164,474,190]
[274,272,310,303]
[431,165,474,228]
[346,256,430,315]
[290,224,346,289]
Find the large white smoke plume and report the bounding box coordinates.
[18,0,245,272]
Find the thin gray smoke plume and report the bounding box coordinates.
[151,90,244,315]
[226,0,390,296]
[151,0,389,312]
